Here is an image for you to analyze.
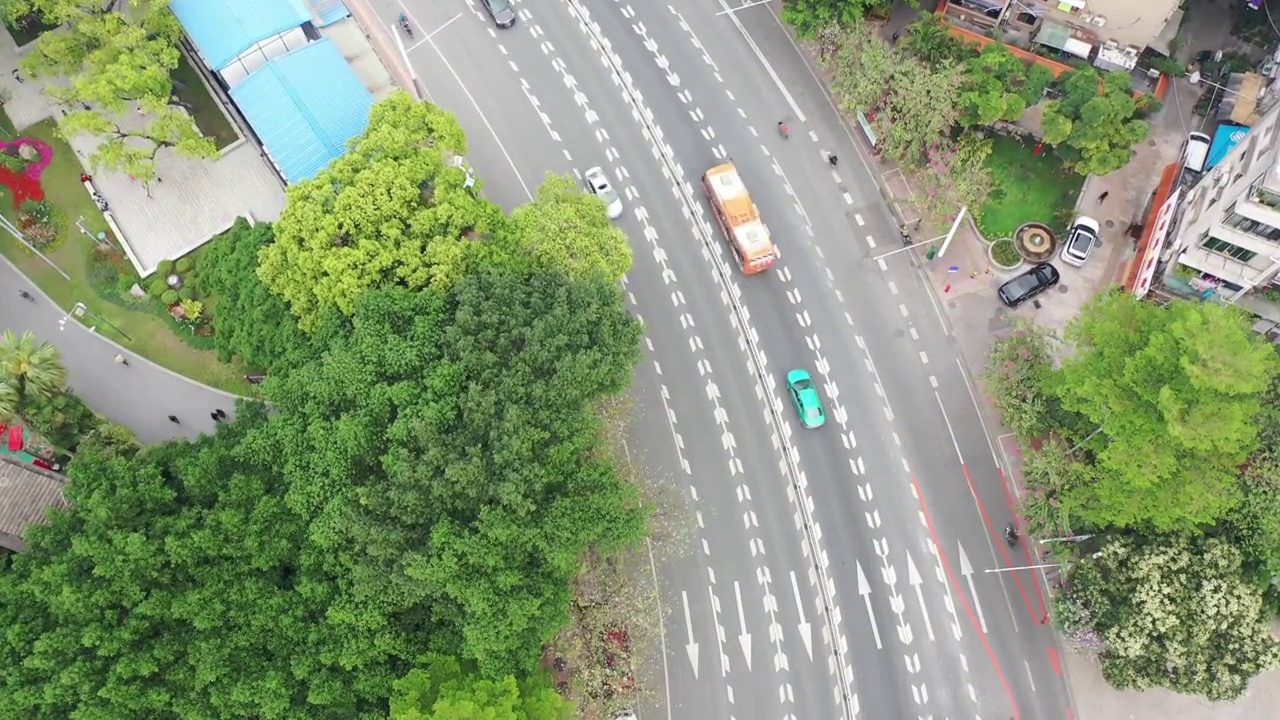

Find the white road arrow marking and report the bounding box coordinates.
[734,580,753,670]
[958,542,988,634]
[789,570,813,661]
[856,561,883,649]
[681,590,700,678]
[906,553,935,642]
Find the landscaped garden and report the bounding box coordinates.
[0,110,247,392]
[975,135,1084,240]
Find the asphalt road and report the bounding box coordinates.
[1,256,237,444]
[385,1,1073,718]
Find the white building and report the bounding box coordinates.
[1166,105,1280,301]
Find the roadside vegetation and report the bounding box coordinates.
[803,11,1153,237]
[0,89,664,717]
[986,293,1280,700]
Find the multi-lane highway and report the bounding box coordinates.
[381,1,1075,718]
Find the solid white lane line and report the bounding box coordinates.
[422,32,532,199]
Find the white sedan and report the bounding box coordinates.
[1059,215,1100,268]
[583,166,624,220]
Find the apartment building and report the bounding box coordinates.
[1166,103,1280,296]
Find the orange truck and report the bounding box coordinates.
[702,162,776,274]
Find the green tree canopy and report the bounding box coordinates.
[510,173,632,283]
[390,656,572,720]
[1041,67,1151,176]
[957,43,1053,126]
[15,0,217,181]
[826,25,961,167]
[264,271,645,676]
[1057,537,1280,701]
[1055,292,1280,532]
[781,0,901,37]
[196,218,318,374]
[0,265,645,715]
[1224,362,1280,597]
[258,91,506,330]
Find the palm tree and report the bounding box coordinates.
[0,330,67,419]
[905,16,958,67]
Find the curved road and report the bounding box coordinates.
[2,256,238,444]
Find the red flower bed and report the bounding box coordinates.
[0,138,53,209]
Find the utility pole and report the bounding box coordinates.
[936,206,968,258]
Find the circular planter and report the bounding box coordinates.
[989,237,1024,270]
[1014,222,1057,263]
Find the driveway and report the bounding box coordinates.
[2,257,239,444]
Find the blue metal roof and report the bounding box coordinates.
[171,0,313,71]
[1207,124,1250,170]
[230,39,372,184]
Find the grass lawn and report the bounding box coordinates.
[171,53,240,151]
[976,135,1084,240]
[0,116,248,393]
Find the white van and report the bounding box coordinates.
[1183,132,1212,174]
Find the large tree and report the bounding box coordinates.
[781,0,905,37]
[196,218,318,375]
[1057,537,1280,700]
[1055,292,1279,532]
[390,656,572,720]
[510,173,632,283]
[0,266,646,715]
[826,25,962,167]
[14,0,216,182]
[957,43,1053,126]
[264,272,645,677]
[1041,67,1152,176]
[1224,363,1280,596]
[257,91,505,330]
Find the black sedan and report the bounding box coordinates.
[997,263,1060,308]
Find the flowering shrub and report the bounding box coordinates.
[17,199,65,248]
[983,319,1059,444]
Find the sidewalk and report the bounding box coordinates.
[832,4,1280,718]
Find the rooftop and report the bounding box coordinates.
[171,0,313,72]
[229,39,374,184]
[0,457,68,552]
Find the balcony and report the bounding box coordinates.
[1254,184,1280,210]
[1233,199,1280,235]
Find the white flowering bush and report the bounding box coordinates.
[1058,537,1280,700]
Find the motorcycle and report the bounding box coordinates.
[399,13,413,38]
[1003,524,1020,548]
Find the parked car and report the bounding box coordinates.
[785,368,826,429]
[1059,216,1100,267]
[480,0,516,28]
[583,166,624,219]
[997,263,1060,308]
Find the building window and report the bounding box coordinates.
[1203,234,1258,262]
[1252,180,1280,209]
[1224,205,1280,241]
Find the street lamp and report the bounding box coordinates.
[58,301,132,342]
